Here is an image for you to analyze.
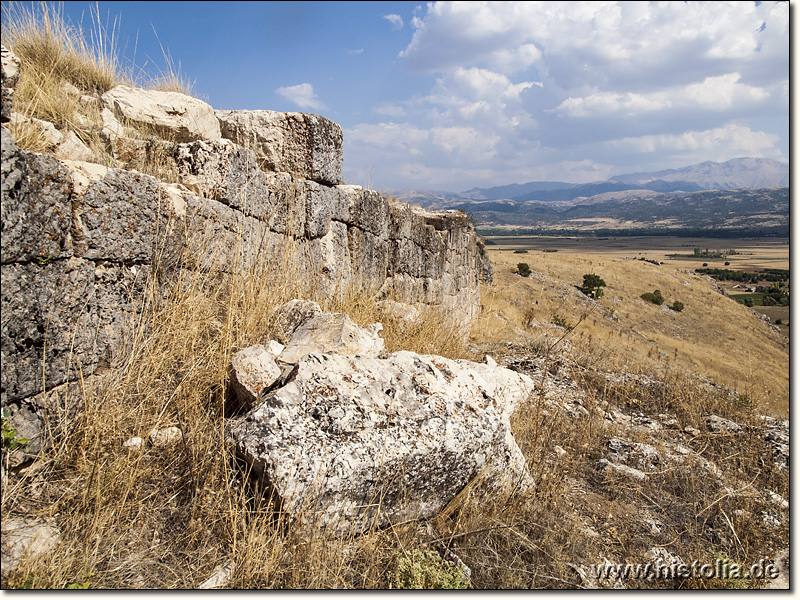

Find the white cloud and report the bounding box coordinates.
[609,124,782,159]
[348,1,787,191]
[555,73,770,118]
[348,48,364,55]
[383,13,403,30]
[276,83,327,111]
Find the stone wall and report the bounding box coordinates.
[1,50,492,449]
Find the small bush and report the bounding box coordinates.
[775,318,783,325]
[724,261,730,266]
[389,550,470,589]
[641,289,664,305]
[743,297,754,307]
[671,300,684,312]
[517,263,531,277]
[580,273,606,299]
[513,249,528,254]
[551,314,573,331]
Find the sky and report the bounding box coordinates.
[5,1,791,193]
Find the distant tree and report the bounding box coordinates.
[580,273,607,299]
[517,263,531,277]
[672,300,684,312]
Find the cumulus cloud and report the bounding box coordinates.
[610,124,782,158]
[276,83,327,111]
[350,1,787,190]
[555,73,770,118]
[383,13,403,30]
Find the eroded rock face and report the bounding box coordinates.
[215,109,342,186]
[102,85,221,143]
[229,334,535,534]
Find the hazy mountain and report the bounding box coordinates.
[610,157,789,190]
[463,187,789,234]
[459,181,575,201]
[390,157,788,232]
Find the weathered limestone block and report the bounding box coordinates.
[347,226,389,288]
[215,109,342,186]
[270,299,323,345]
[179,193,284,273]
[71,166,174,261]
[347,188,390,240]
[175,140,334,239]
[1,516,60,577]
[316,221,353,290]
[230,348,535,534]
[1,45,20,123]
[280,312,385,364]
[1,258,145,404]
[230,345,283,411]
[1,128,73,263]
[102,85,221,143]
[55,130,94,162]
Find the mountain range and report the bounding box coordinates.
[394,158,789,233]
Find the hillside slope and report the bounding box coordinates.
[473,250,789,417]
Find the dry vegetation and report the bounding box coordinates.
[2,1,194,173]
[477,250,788,417]
[1,4,789,590]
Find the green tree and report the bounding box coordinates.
[517,263,531,277]
[580,273,606,299]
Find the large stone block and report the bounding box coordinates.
[216,109,342,186]
[1,128,73,264]
[0,258,144,403]
[102,85,221,143]
[230,346,534,535]
[71,167,173,262]
[1,45,20,123]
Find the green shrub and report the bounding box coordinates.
[517,263,531,277]
[743,297,754,307]
[513,249,528,254]
[580,273,606,299]
[389,550,470,589]
[551,314,574,331]
[641,289,664,305]
[671,300,684,312]
[775,318,783,325]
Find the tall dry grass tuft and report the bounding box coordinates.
[2,2,121,123]
[2,1,196,163]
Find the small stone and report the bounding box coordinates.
[149,426,182,447]
[198,561,232,589]
[123,437,143,449]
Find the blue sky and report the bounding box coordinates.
[6,1,790,192]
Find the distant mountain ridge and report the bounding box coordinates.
[392,157,789,233]
[394,157,788,209]
[610,157,790,190]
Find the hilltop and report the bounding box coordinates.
[0,5,789,590]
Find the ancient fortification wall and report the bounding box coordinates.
[1,45,492,421]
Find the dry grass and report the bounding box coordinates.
[475,250,788,417]
[2,1,195,164]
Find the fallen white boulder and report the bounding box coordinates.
[229,346,535,535]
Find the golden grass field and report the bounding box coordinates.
[473,242,789,418]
